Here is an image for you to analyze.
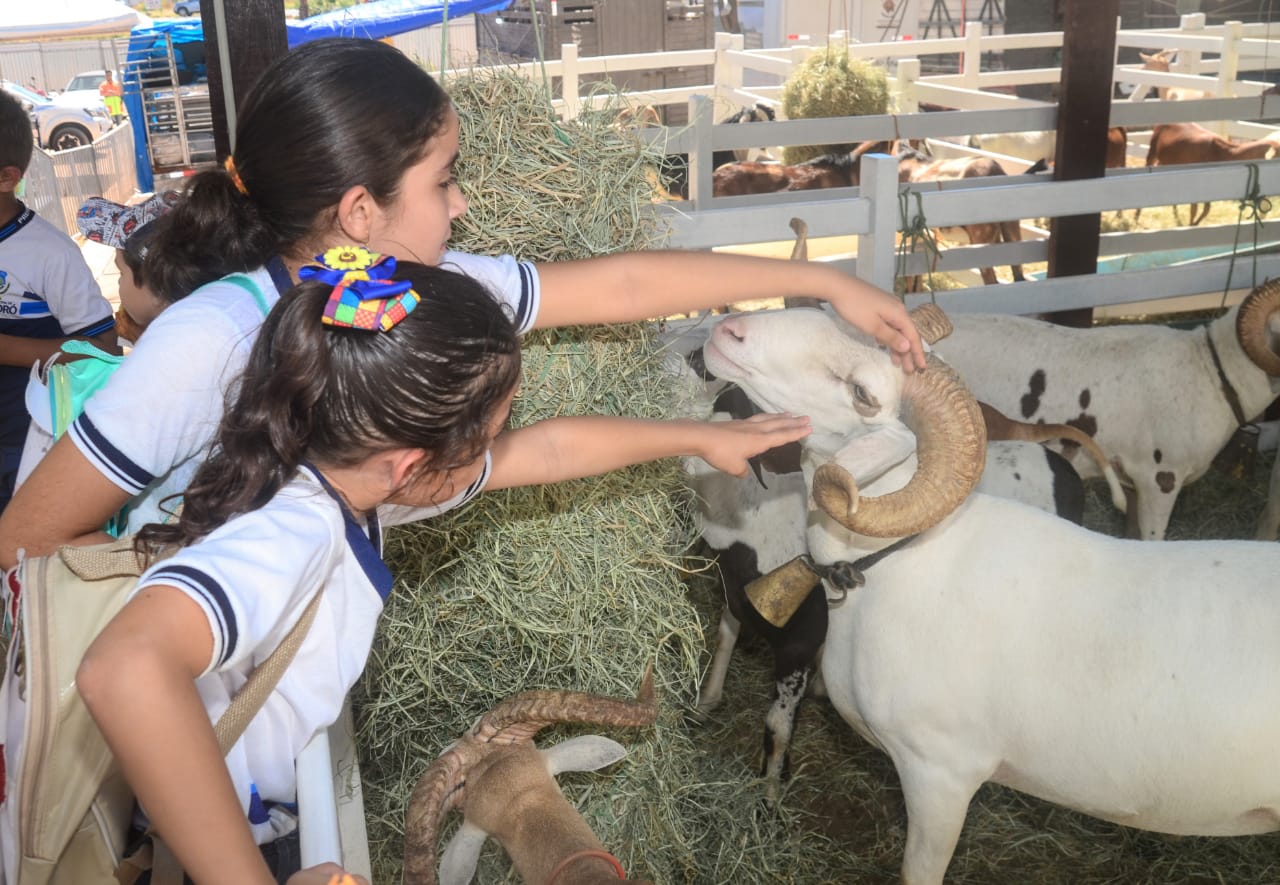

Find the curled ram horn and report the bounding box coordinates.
[908,303,954,345]
[813,353,987,538]
[402,668,657,884]
[1236,278,1280,377]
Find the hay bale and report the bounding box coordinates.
[354,66,811,883]
[781,44,888,164]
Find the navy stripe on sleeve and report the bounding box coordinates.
[148,564,239,667]
[69,413,156,493]
[516,262,534,332]
[69,315,117,338]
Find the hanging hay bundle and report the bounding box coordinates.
[781,44,888,164]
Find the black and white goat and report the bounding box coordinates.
[932,281,1280,539]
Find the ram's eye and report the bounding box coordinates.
[849,380,880,416]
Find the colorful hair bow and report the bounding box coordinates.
[299,245,420,332]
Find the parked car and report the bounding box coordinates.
[173,0,201,15]
[0,81,111,151]
[58,70,109,113]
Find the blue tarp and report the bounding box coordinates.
[285,0,514,47]
[124,0,515,188]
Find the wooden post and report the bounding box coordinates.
[560,43,580,121]
[962,20,982,90]
[713,31,744,117]
[203,0,288,161]
[895,57,921,114]
[1045,0,1120,328]
[689,93,715,208]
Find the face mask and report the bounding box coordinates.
[44,339,125,438]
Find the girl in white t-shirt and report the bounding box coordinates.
[77,254,524,885]
[0,37,923,569]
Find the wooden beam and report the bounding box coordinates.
[202,0,288,161]
[1046,0,1120,327]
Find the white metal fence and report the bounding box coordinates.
[439,12,1280,317]
[0,38,128,97]
[24,123,138,238]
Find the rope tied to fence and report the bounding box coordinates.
[1221,162,1272,306]
[897,187,941,301]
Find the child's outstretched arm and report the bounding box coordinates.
[533,251,926,371]
[79,586,358,885]
[485,413,811,490]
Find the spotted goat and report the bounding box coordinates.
[933,280,1280,540]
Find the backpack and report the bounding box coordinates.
[0,534,319,885]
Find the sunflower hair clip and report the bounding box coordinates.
[299,245,420,332]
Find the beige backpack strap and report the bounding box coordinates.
[57,537,154,581]
[114,590,324,884]
[214,588,324,753]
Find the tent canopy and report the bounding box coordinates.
[285,0,514,47]
[0,0,146,41]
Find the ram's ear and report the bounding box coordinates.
[541,735,628,777]
[829,422,918,489]
[439,821,489,885]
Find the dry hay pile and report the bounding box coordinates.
[781,43,888,165]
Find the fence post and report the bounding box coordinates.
[689,93,715,208]
[895,58,920,113]
[713,31,744,114]
[962,20,982,89]
[560,42,580,120]
[1217,20,1243,100]
[856,154,900,295]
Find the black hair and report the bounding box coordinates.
[143,38,452,304]
[0,90,34,174]
[136,261,522,551]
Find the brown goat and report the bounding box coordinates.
[1139,50,1213,101]
[898,154,1028,288]
[1140,122,1277,225]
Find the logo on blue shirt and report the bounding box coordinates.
[0,270,8,296]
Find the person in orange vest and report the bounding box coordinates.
[99,70,124,125]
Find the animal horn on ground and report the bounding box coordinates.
[813,353,986,538]
[1236,279,1280,376]
[402,670,657,884]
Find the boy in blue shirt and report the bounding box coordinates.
[0,90,118,511]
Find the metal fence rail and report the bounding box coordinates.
[24,123,138,238]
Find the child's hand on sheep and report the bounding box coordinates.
[695,412,811,478]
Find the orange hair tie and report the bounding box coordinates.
[223,155,249,196]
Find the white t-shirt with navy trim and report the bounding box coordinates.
[69,252,539,532]
[0,206,114,447]
[133,464,400,843]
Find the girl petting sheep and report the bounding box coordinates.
[80,255,523,884]
[0,37,922,567]
[82,248,817,883]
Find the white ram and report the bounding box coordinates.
[933,281,1280,539]
[684,312,1125,800]
[701,307,1280,885]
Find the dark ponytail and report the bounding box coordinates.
[137,262,522,551]
[145,39,452,301]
